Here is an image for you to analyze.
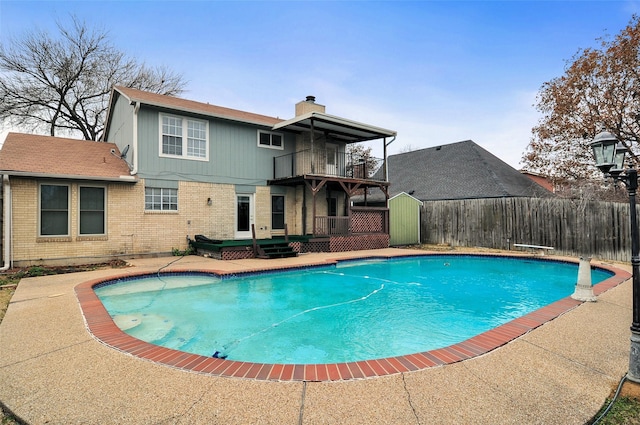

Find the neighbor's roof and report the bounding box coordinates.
[366,140,553,202]
[272,111,397,143]
[110,86,282,128]
[0,133,135,182]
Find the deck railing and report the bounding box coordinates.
[314,216,350,236]
[273,148,384,181]
[314,207,389,236]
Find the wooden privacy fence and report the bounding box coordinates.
[421,197,634,262]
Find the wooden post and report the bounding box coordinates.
[251,224,257,256]
[312,187,317,235]
[310,119,315,174]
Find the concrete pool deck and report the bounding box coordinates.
[0,248,635,424]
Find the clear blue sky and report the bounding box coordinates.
[0,0,637,167]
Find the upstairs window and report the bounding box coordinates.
[187,120,207,157]
[258,130,283,150]
[162,115,183,156]
[160,114,208,160]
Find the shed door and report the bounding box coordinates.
[389,195,421,246]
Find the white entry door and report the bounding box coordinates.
[235,194,254,239]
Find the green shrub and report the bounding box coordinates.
[172,247,194,256]
[26,266,49,277]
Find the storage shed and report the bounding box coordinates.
[389,192,423,246]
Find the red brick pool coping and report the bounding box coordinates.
[75,255,631,382]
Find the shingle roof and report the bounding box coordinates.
[0,133,135,182]
[370,140,552,201]
[113,86,282,127]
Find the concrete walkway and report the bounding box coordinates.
[0,249,634,424]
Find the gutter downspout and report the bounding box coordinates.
[383,136,396,182]
[383,136,396,211]
[130,101,140,175]
[1,175,11,271]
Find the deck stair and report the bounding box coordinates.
[256,241,298,259]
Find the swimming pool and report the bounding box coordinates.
[94,255,613,366]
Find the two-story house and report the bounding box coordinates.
[0,87,396,266]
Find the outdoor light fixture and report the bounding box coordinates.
[207,197,212,206]
[590,128,640,383]
[590,130,618,174]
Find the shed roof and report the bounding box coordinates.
[0,133,135,182]
[366,140,553,202]
[389,191,423,204]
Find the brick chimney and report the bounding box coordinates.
[295,95,325,116]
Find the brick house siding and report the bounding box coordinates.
[9,178,297,266]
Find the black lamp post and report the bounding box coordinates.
[590,129,640,383]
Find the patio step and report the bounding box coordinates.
[257,242,298,259]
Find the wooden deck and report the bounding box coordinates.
[189,233,390,260]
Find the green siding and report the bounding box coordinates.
[389,193,422,246]
[105,94,134,154]
[135,106,295,185]
[235,185,256,193]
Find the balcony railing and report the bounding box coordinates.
[273,148,384,181]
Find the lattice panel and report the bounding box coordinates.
[351,210,384,233]
[302,240,330,253]
[329,234,389,252]
[221,248,254,260]
[289,242,302,253]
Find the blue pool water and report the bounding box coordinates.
[95,255,613,364]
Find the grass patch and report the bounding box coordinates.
[590,395,640,424]
[0,286,15,324]
[0,406,20,425]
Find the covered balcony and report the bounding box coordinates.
[273,148,384,181]
[268,103,396,246]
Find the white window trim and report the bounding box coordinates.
[159,113,209,161]
[78,184,107,236]
[144,187,179,213]
[38,182,71,237]
[257,130,284,150]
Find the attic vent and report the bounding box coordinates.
[436,146,442,151]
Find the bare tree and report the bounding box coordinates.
[0,16,186,141]
[522,15,640,184]
[398,144,418,153]
[553,178,629,202]
[346,143,381,179]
